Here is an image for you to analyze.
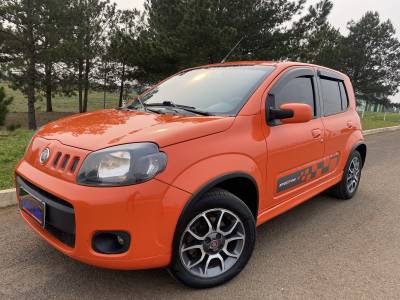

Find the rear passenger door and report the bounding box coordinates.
[265,67,325,208]
[317,69,354,178]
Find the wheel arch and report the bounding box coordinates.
[342,131,366,169]
[178,172,259,222]
[353,142,367,167]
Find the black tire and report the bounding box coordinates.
[329,150,363,200]
[169,188,256,289]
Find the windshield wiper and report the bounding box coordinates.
[146,101,214,116]
[123,96,162,114]
[122,97,163,114]
[136,95,148,111]
[126,95,148,111]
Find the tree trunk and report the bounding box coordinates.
[78,58,83,113]
[103,63,107,109]
[26,0,36,130]
[83,58,90,112]
[45,63,53,112]
[118,63,125,107]
[27,69,37,130]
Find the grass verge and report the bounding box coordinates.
[0,82,124,113]
[0,130,34,190]
[360,112,400,130]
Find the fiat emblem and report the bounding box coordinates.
[209,240,219,251]
[39,147,50,164]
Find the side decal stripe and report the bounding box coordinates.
[276,153,340,193]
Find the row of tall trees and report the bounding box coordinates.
[0,0,121,128]
[1,0,400,129]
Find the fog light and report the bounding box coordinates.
[92,231,130,254]
[117,235,125,246]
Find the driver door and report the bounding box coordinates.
[265,67,325,208]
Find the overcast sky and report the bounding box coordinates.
[113,0,400,102]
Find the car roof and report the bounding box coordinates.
[188,61,348,78]
[196,60,311,68]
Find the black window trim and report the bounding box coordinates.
[266,67,320,126]
[317,69,345,81]
[317,69,350,117]
[338,81,350,111]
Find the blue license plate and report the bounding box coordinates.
[19,187,46,227]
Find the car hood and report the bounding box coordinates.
[36,109,234,151]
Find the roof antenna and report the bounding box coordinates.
[221,36,245,63]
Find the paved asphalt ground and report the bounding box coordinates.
[1,131,400,299]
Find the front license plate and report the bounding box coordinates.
[19,187,46,227]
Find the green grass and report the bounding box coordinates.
[0,129,34,189]
[360,112,400,130]
[0,82,125,113]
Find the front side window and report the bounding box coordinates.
[129,66,275,116]
[275,77,316,116]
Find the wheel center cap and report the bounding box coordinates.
[209,239,219,250]
[203,232,225,253]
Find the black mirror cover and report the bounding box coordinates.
[266,93,293,123]
[269,108,294,120]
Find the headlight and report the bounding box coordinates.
[77,143,167,186]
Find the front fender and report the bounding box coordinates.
[154,154,264,265]
[169,154,263,195]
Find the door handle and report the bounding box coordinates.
[312,128,322,138]
[347,121,353,129]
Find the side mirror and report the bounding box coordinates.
[269,103,313,124]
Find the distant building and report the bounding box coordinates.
[356,92,388,113]
[356,99,384,112]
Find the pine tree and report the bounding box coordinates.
[340,12,400,99]
[290,0,338,65]
[0,0,47,129]
[108,9,143,106]
[68,0,116,112]
[135,0,308,82]
[0,87,13,126]
[37,0,73,112]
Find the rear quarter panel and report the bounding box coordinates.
[322,75,365,175]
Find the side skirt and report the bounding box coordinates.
[256,172,343,226]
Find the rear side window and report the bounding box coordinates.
[275,77,316,116]
[339,82,349,110]
[321,79,348,116]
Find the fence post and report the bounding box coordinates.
[384,112,387,121]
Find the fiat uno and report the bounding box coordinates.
[16,61,366,288]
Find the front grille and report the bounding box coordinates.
[16,176,76,248]
[52,151,80,174]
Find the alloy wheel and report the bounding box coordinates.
[346,156,361,194]
[179,208,245,278]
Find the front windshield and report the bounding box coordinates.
[129,65,275,116]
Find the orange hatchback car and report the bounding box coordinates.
[16,61,366,288]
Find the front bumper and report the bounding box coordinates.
[15,160,191,270]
